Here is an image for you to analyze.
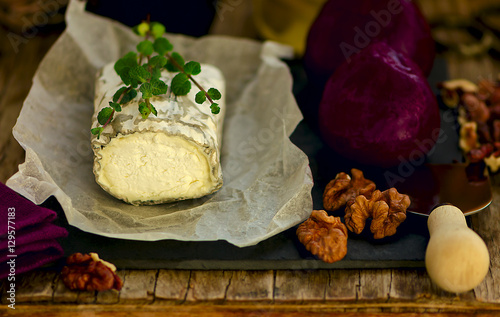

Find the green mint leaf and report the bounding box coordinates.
[150,22,166,39]
[113,87,137,104]
[114,52,138,74]
[129,65,151,83]
[153,37,173,56]
[151,67,162,80]
[207,88,221,100]
[118,73,131,86]
[129,78,139,89]
[137,40,154,56]
[122,89,137,104]
[97,107,114,125]
[210,103,220,114]
[148,55,167,68]
[114,52,138,85]
[138,101,150,119]
[91,127,103,138]
[142,63,151,74]
[140,82,153,99]
[150,78,168,95]
[150,103,158,116]
[184,61,201,76]
[195,91,206,104]
[165,52,184,72]
[171,73,191,96]
[113,87,127,103]
[109,101,122,112]
[133,22,150,36]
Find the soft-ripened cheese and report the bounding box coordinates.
[97,132,213,203]
[91,62,225,205]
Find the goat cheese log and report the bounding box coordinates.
[91,63,225,206]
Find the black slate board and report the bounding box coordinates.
[44,57,460,270]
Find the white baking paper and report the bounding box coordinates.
[6,0,313,247]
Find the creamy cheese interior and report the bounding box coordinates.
[96,132,213,203]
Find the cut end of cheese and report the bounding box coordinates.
[95,132,217,205]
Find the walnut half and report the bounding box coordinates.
[296,210,348,263]
[323,168,376,211]
[61,253,123,292]
[345,188,410,239]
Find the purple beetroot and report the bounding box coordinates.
[318,42,441,168]
[304,0,435,87]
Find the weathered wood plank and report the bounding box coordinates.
[0,28,60,183]
[118,269,157,304]
[185,270,232,302]
[471,186,500,303]
[274,270,328,302]
[153,269,190,303]
[325,269,359,301]
[358,269,391,300]
[3,303,500,316]
[95,289,120,304]
[52,274,78,303]
[95,270,125,304]
[388,269,475,301]
[225,270,274,303]
[76,290,96,304]
[474,268,499,303]
[9,270,56,303]
[389,269,434,301]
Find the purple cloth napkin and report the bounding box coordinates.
[0,240,65,278]
[0,222,68,251]
[0,183,58,235]
[0,182,68,279]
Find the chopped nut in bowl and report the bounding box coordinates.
[438,79,478,108]
[459,121,480,154]
[61,252,123,292]
[296,210,348,263]
[323,168,376,212]
[345,188,410,239]
[440,77,500,176]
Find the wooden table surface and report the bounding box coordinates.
[2,0,500,315]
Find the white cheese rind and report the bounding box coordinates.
[91,63,225,205]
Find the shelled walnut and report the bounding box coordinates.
[345,188,410,239]
[61,253,123,292]
[323,168,376,211]
[296,210,348,263]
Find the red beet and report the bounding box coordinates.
[318,42,440,168]
[304,0,435,87]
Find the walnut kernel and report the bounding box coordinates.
[61,253,123,292]
[296,210,348,263]
[345,188,410,239]
[323,168,376,211]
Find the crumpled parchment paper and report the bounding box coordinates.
[6,0,313,247]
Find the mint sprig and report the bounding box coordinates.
[92,20,222,139]
[165,52,184,72]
